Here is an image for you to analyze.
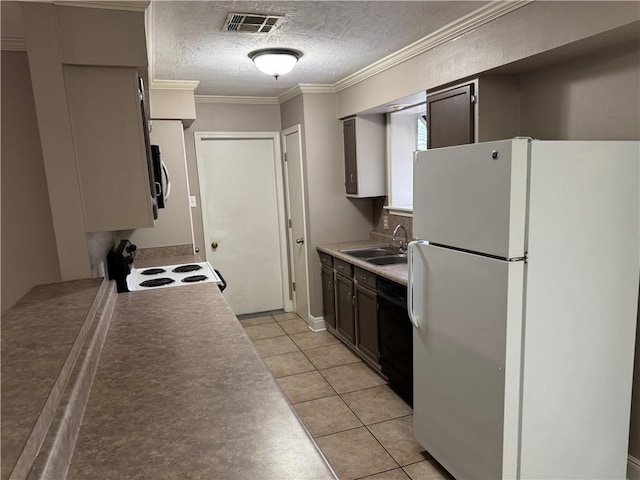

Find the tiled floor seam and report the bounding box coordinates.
[362,412,413,428]
[247,316,427,479]
[290,390,339,406]
[354,466,405,480]
[363,422,414,469]
[313,359,411,472]
[259,347,302,359]
[314,366,388,397]
[313,424,369,440]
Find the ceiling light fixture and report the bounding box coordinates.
[248,48,302,80]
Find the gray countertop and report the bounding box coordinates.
[1,278,105,480]
[68,281,335,479]
[317,240,408,286]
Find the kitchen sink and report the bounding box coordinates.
[340,246,407,266]
[366,255,408,266]
[340,246,399,258]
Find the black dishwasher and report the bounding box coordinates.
[377,277,413,406]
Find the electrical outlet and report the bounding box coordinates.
[189,196,197,207]
[383,215,389,230]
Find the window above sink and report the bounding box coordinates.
[386,101,426,216]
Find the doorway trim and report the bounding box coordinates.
[194,131,293,313]
[282,124,311,322]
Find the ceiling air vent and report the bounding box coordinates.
[223,13,284,33]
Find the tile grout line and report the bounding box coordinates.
[248,313,428,479]
[284,322,406,477]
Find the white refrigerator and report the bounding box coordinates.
[407,138,639,479]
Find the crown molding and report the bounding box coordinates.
[1,37,27,51]
[334,0,533,92]
[53,1,149,11]
[277,85,303,104]
[298,84,336,94]
[195,95,279,105]
[151,80,200,91]
[277,83,336,103]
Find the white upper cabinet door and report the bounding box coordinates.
[413,138,528,259]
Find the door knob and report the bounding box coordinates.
[211,241,219,250]
[296,238,304,244]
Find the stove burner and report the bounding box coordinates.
[181,275,208,283]
[139,278,175,288]
[140,268,166,276]
[172,264,203,273]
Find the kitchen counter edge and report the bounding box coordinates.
[316,240,408,286]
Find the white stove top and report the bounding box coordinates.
[126,262,223,291]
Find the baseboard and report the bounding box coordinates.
[628,455,640,480]
[308,314,326,332]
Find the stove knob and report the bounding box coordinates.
[126,244,137,253]
[125,256,134,264]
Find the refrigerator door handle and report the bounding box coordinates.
[407,240,428,328]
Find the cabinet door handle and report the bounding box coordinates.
[350,174,354,184]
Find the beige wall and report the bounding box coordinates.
[183,101,282,254]
[283,93,374,318]
[1,51,61,314]
[280,94,305,131]
[520,39,640,140]
[21,2,93,279]
[128,120,194,250]
[20,2,149,280]
[149,89,196,125]
[337,1,640,118]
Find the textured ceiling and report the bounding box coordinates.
[152,1,487,97]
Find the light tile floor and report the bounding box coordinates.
[241,313,455,480]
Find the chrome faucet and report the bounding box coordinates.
[392,224,409,253]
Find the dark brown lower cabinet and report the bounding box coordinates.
[335,272,355,345]
[319,254,381,370]
[320,266,336,329]
[355,282,378,364]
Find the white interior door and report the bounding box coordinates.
[195,133,290,316]
[282,125,310,322]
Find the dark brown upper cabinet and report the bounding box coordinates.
[426,77,521,149]
[426,83,475,149]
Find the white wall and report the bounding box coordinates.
[183,101,282,255]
